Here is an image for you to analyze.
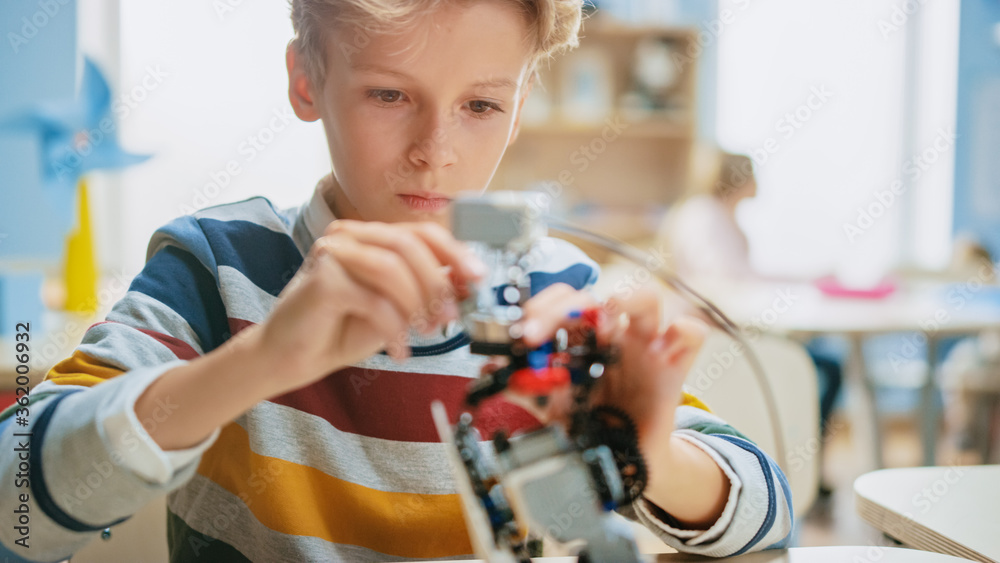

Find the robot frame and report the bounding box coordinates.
[432,191,786,563]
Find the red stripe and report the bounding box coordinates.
[90,321,201,361]
[134,328,201,360]
[227,317,255,337]
[270,367,542,442]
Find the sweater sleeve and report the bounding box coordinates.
[620,395,794,557]
[0,215,229,562]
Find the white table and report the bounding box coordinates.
[427,546,975,562]
[855,465,1000,562]
[686,277,1000,467]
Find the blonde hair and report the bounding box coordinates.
[289,0,584,84]
[687,145,754,201]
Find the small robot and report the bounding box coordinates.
[431,192,647,563]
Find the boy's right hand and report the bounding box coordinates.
[247,219,485,397]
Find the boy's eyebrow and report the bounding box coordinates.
[353,63,518,91]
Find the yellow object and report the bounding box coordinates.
[63,178,98,314]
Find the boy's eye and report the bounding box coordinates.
[468,100,503,116]
[369,89,404,104]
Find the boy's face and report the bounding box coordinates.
[289,1,534,227]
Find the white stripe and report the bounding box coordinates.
[105,290,205,353]
[352,346,486,378]
[77,321,188,371]
[238,401,498,495]
[193,196,290,237]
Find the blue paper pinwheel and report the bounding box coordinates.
[0,57,149,224]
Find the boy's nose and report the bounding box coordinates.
[407,112,458,169]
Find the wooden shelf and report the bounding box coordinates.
[495,17,703,207]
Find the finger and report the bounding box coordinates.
[519,283,598,347]
[407,222,486,284]
[609,287,663,343]
[658,316,709,371]
[342,282,412,361]
[323,236,425,324]
[329,221,458,324]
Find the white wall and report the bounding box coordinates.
[97,2,330,276]
[716,0,957,281]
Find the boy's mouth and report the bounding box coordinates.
[398,193,452,212]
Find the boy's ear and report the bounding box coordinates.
[287,44,321,122]
[507,76,534,147]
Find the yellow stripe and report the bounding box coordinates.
[45,349,124,388]
[197,423,472,558]
[681,391,711,413]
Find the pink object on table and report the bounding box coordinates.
[814,276,897,299]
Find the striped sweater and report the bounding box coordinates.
[0,182,792,562]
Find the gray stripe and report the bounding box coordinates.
[288,202,315,258]
[352,346,485,378]
[238,401,498,495]
[671,432,775,557]
[193,197,290,237]
[77,321,186,372]
[168,474,477,562]
[218,265,277,324]
[674,403,730,429]
[105,290,205,354]
[0,362,195,562]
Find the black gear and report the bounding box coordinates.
[587,406,647,503]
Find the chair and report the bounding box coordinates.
[683,330,820,517]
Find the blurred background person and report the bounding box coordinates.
[661,147,844,494]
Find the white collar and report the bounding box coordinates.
[302,176,338,244]
[299,176,461,339]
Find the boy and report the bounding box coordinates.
[0,1,792,561]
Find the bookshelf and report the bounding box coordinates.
[492,18,703,247]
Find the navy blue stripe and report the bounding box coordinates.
[492,264,596,304]
[409,333,471,356]
[527,263,597,294]
[197,217,304,297]
[713,434,778,556]
[129,244,230,351]
[29,391,131,533]
[763,456,794,549]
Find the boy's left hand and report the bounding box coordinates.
[499,283,731,529]
[514,283,709,453]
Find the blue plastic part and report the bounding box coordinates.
[527,349,549,370]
